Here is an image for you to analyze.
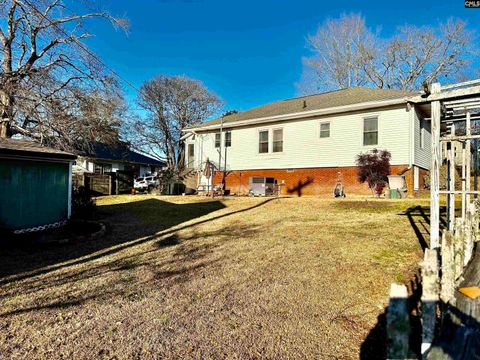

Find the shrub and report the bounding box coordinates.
[356,148,391,197]
[72,186,96,219]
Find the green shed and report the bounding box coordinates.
[0,139,76,233]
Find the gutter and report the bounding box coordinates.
[184,97,409,132]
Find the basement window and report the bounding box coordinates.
[259,130,269,153]
[363,117,378,146]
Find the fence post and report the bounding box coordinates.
[440,232,455,304]
[387,283,411,359]
[454,218,465,282]
[421,248,439,356]
[464,202,475,266]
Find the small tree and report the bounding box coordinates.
[356,148,391,197]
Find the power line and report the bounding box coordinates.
[21,0,143,96]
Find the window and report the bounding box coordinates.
[94,163,111,174]
[187,143,194,167]
[94,164,102,174]
[420,120,425,149]
[363,117,378,146]
[320,122,330,138]
[259,130,269,153]
[252,177,265,184]
[225,131,231,147]
[273,129,283,152]
[215,133,221,148]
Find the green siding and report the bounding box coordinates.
[0,159,69,230]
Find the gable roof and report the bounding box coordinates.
[0,138,76,161]
[188,87,415,131]
[78,142,165,166]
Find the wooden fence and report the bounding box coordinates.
[386,80,480,359]
[73,171,133,195]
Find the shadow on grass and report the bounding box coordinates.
[0,197,277,284]
[399,205,448,252]
[0,197,278,317]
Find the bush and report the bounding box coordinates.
[356,148,391,197]
[72,186,96,219]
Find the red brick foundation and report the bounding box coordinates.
[212,165,428,197]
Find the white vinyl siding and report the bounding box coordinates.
[190,106,412,171]
[413,109,431,169]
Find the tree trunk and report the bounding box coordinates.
[1,29,13,139]
[0,89,13,138]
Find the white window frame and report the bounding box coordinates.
[420,120,425,149]
[363,116,379,146]
[319,122,330,138]
[272,128,284,153]
[224,131,232,147]
[258,129,269,154]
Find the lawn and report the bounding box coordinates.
[0,195,428,359]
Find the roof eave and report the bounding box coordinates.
[184,97,409,132]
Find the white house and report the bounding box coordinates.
[73,142,165,178]
[183,87,431,196]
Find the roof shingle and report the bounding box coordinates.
[192,87,414,129]
[0,138,76,160]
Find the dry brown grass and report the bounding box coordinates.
[0,195,427,359]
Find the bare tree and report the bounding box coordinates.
[300,13,377,93]
[0,0,128,149]
[132,75,222,176]
[301,15,476,93]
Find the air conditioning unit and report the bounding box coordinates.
[249,176,277,196]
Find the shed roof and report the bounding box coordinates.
[0,138,76,161]
[78,142,165,166]
[188,87,414,130]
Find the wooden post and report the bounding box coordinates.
[422,248,439,355]
[448,124,456,231]
[454,218,465,281]
[466,111,471,209]
[462,141,467,220]
[464,202,475,266]
[387,284,411,359]
[430,83,442,249]
[440,232,455,304]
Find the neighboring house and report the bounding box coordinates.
[183,87,432,196]
[74,142,165,178]
[0,138,76,233]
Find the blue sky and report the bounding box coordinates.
[79,0,479,115]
